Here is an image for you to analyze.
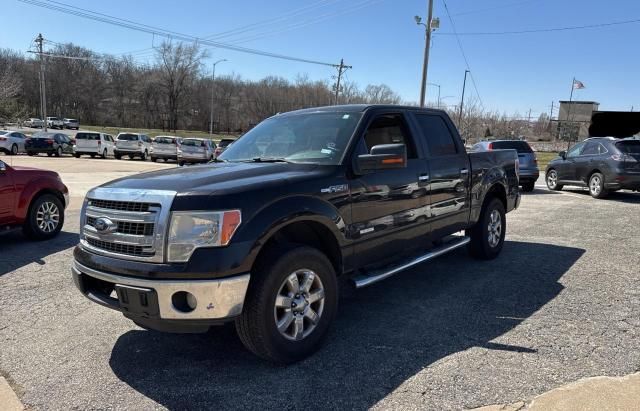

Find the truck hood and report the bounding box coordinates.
[100,162,326,195]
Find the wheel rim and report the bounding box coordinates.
[36,201,60,233]
[590,175,601,195]
[273,269,325,341]
[547,171,557,188]
[11,145,17,155]
[487,210,502,248]
[57,147,62,156]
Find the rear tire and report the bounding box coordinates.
[55,146,62,157]
[114,153,121,160]
[101,149,107,159]
[589,172,609,199]
[10,144,18,155]
[546,169,563,191]
[151,156,157,162]
[141,150,148,161]
[467,197,506,260]
[521,182,535,192]
[47,152,53,157]
[22,194,64,241]
[74,153,81,158]
[179,161,185,166]
[236,245,338,364]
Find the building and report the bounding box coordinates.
[555,101,599,140]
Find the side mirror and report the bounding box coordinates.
[558,150,567,159]
[356,144,407,174]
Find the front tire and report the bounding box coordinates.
[10,144,18,155]
[141,150,148,161]
[22,194,64,240]
[546,169,563,191]
[467,197,506,260]
[236,245,338,364]
[55,146,62,157]
[589,172,609,199]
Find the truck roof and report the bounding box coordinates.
[278,104,447,117]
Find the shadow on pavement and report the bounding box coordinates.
[109,241,584,409]
[563,189,640,203]
[0,230,78,277]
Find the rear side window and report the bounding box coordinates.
[616,141,640,154]
[581,141,600,155]
[490,141,533,153]
[76,133,99,140]
[413,114,458,156]
[118,134,139,141]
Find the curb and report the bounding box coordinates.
[0,377,24,411]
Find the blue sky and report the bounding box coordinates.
[1,0,639,117]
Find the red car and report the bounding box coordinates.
[0,159,69,240]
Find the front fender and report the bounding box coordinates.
[15,177,68,220]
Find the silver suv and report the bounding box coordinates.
[114,133,152,161]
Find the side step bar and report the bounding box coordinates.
[352,235,471,288]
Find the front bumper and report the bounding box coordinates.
[72,260,250,324]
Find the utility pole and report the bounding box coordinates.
[549,101,554,120]
[209,59,227,136]
[418,0,435,107]
[35,33,47,132]
[458,69,470,132]
[333,58,351,105]
[428,83,441,108]
[527,108,532,123]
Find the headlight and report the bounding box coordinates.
[167,210,241,262]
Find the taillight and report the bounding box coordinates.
[0,137,6,141]
[488,142,493,150]
[97,140,101,146]
[533,153,538,165]
[46,139,54,145]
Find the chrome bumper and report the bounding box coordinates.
[72,260,250,320]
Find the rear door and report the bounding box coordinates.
[350,111,431,266]
[575,140,600,183]
[59,134,74,154]
[0,161,15,224]
[411,112,470,237]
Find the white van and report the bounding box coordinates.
[151,136,182,162]
[114,133,152,160]
[74,132,115,158]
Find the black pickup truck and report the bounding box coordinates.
[72,105,520,363]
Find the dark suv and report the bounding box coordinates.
[471,140,539,192]
[546,137,640,198]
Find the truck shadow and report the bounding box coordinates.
[0,230,78,277]
[562,189,640,204]
[109,241,584,409]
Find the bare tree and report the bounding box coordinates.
[156,41,207,130]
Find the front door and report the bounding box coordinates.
[411,112,471,238]
[559,141,586,183]
[350,112,431,267]
[0,161,15,224]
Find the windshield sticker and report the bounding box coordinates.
[321,149,332,154]
[342,114,350,119]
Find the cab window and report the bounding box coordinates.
[362,114,417,159]
[566,142,585,158]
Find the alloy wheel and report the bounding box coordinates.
[36,201,60,233]
[487,209,502,248]
[273,269,325,341]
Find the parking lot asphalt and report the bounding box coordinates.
[1,159,639,410]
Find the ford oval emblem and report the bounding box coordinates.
[94,217,115,233]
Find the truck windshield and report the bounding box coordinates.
[219,111,362,164]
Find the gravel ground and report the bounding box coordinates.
[1,164,639,410]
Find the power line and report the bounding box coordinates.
[18,0,342,68]
[437,17,640,36]
[441,0,483,108]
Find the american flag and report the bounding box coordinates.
[573,79,585,89]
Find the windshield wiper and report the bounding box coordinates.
[249,157,292,163]
[208,157,226,163]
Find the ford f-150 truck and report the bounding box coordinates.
[72,105,520,363]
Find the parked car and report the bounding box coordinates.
[72,104,520,363]
[214,138,235,158]
[46,116,64,129]
[114,133,152,160]
[0,130,28,155]
[151,135,182,162]
[0,159,68,240]
[25,118,44,128]
[546,137,640,198]
[63,118,80,130]
[74,132,115,159]
[25,132,75,157]
[177,138,216,165]
[471,140,539,192]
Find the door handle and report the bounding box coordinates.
[418,174,430,182]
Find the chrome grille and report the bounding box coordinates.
[85,216,153,236]
[88,199,157,212]
[80,188,176,262]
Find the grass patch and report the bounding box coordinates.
[536,152,558,170]
[80,125,238,142]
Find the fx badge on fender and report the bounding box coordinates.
[320,184,348,194]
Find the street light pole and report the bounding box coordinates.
[428,82,440,108]
[209,59,227,136]
[458,69,470,131]
[417,0,434,108]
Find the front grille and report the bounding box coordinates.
[86,216,153,236]
[86,238,150,256]
[88,199,157,212]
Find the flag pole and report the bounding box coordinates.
[566,77,575,150]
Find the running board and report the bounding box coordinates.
[352,235,471,288]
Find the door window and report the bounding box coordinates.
[362,114,417,158]
[581,141,599,156]
[566,142,585,158]
[413,114,458,156]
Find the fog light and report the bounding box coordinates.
[172,291,197,313]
